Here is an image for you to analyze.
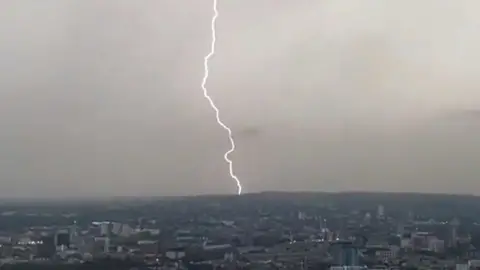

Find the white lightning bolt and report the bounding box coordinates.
[201,0,242,195]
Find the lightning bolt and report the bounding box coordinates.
[201,0,242,195]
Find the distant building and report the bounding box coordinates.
[36,235,55,258]
[451,217,460,247]
[137,240,158,254]
[469,260,480,268]
[363,213,371,225]
[1,244,13,258]
[165,247,186,260]
[410,232,434,250]
[55,231,70,248]
[120,224,133,237]
[377,205,385,220]
[400,238,411,250]
[330,241,360,266]
[0,235,12,244]
[375,246,399,262]
[104,237,110,253]
[100,222,110,236]
[111,222,122,235]
[70,221,78,241]
[428,238,445,253]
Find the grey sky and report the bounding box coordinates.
[1,1,480,197]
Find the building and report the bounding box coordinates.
[329,241,360,266]
[137,240,159,255]
[91,237,111,254]
[36,235,55,258]
[100,222,110,236]
[400,238,412,250]
[469,260,480,268]
[377,205,385,220]
[55,231,70,248]
[375,246,399,262]
[451,217,460,247]
[70,221,78,240]
[111,222,122,235]
[428,238,445,253]
[363,213,371,226]
[165,247,186,260]
[120,224,133,237]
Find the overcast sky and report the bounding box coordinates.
[1,1,480,198]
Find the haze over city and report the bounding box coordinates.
[1,0,480,197]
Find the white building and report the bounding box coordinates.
[100,222,110,236]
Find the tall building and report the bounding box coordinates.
[330,241,360,266]
[363,212,371,225]
[377,205,385,219]
[137,217,145,230]
[36,235,55,258]
[100,222,110,236]
[69,220,79,247]
[450,217,460,247]
[55,230,70,248]
[104,237,110,253]
[408,211,415,222]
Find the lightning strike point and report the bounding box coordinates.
[201,0,243,195]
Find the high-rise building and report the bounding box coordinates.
[69,220,79,247]
[36,235,55,258]
[104,237,110,253]
[330,241,360,266]
[100,222,110,236]
[450,217,460,247]
[377,205,385,219]
[363,213,371,225]
[55,231,70,248]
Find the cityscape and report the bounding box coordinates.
[0,192,480,269]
